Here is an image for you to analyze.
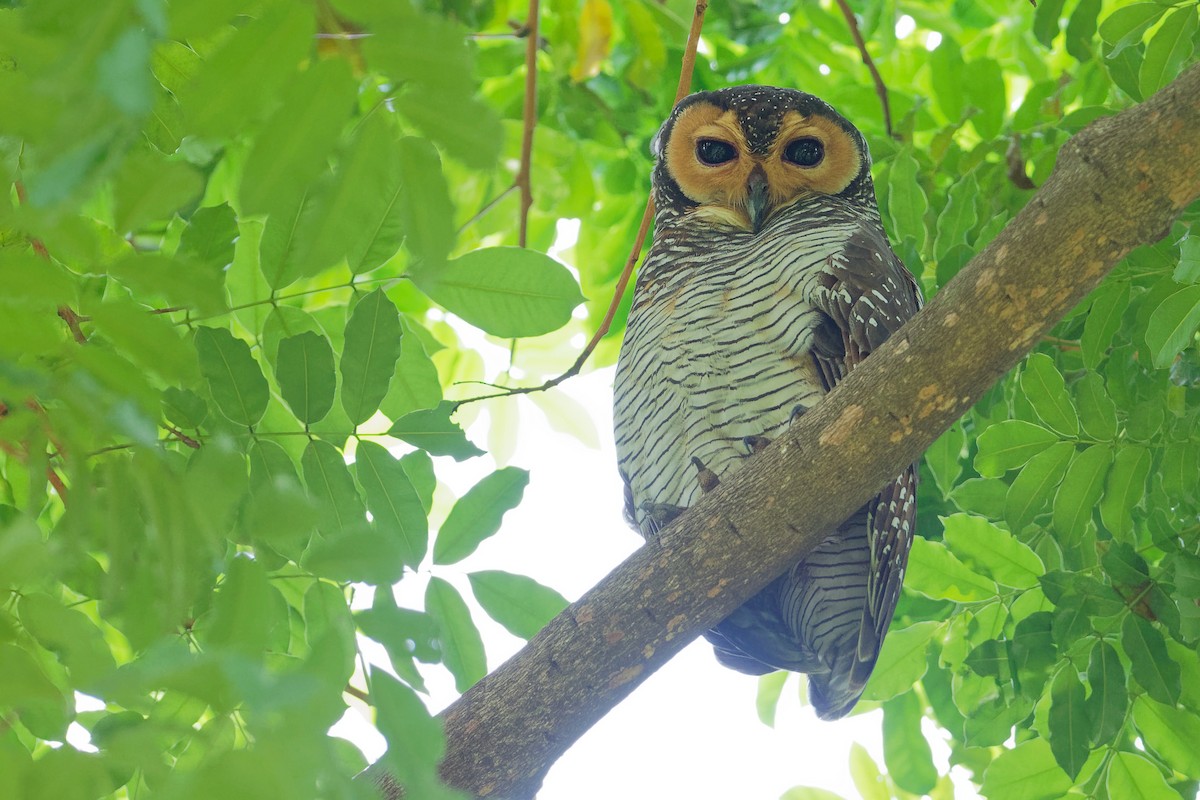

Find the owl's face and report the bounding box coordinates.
[651,86,872,233]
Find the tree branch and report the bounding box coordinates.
[833,0,895,139]
[363,66,1200,800]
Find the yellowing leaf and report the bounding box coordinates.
[571,0,614,82]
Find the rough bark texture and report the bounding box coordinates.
[363,66,1200,800]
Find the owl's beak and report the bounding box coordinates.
[746,166,770,233]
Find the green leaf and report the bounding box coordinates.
[1161,441,1199,502]
[112,150,203,234]
[354,441,428,569]
[356,602,438,692]
[974,420,1059,478]
[862,621,938,702]
[1065,0,1101,62]
[1122,615,1181,706]
[467,570,568,640]
[979,738,1071,800]
[1132,696,1200,780]
[302,526,406,586]
[1145,284,1200,368]
[400,450,437,514]
[1100,3,1168,58]
[925,422,964,497]
[1086,640,1127,744]
[1073,372,1118,441]
[933,173,978,260]
[1052,444,1111,546]
[887,148,927,252]
[371,669,446,788]
[18,593,117,689]
[275,332,336,424]
[905,536,998,602]
[756,671,788,727]
[340,289,403,425]
[882,692,937,794]
[413,247,585,338]
[1033,0,1066,47]
[1048,668,1089,779]
[1105,752,1179,800]
[89,298,196,384]
[1021,354,1078,436]
[1005,442,1074,533]
[359,6,477,96]
[1081,281,1130,369]
[949,477,1009,518]
[1174,236,1200,284]
[943,513,1044,589]
[964,58,1005,139]
[395,87,503,170]
[848,743,889,800]
[1098,445,1151,540]
[434,468,529,565]
[178,5,315,137]
[381,317,443,419]
[179,203,238,271]
[0,643,71,740]
[205,556,278,655]
[194,326,269,426]
[259,187,321,290]
[388,402,485,460]
[398,137,456,268]
[239,58,357,217]
[425,577,487,693]
[107,252,227,316]
[295,113,409,276]
[1139,6,1197,99]
[301,439,368,539]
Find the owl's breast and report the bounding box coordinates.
[614,249,830,536]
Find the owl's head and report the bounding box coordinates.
[651,86,872,233]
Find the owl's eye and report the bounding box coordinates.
[696,139,737,166]
[784,137,824,167]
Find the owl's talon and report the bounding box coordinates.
[743,435,771,455]
[640,502,686,538]
[790,404,809,424]
[691,456,720,492]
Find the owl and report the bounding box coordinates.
[613,86,923,720]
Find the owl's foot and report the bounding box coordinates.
[640,502,686,537]
[691,456,720,492]
[743,435,771,455]
[790,404,809,424]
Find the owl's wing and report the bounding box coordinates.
[808,223,923,683]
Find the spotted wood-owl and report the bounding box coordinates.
[613,86,923,719]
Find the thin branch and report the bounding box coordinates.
[833,0,896,139]
[458,183,518,234]
[516,0,540,248]
[455,1,709,408]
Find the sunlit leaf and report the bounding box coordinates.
[979,738,1071,800]
[942,513,1044,589]
[354,441,428,569]
[1098,445,1150,540]
[434,468,529,565]
[1081,280,1129,369]
[974,420,1059,478]
[425,577,486,693]
[467,570,568,640]
[341,289,403,425]
[1139,7,1197,98]
[905,537,997,602]
[1145,284,1200,369]
[194,326,269,426]
[413,247,585,338]
[1020,354,1078,436]
[388,402,485,461]
[1106,752,1178,800]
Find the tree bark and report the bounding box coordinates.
[363,65,1200,800]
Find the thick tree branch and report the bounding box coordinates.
[364,66,1200,799]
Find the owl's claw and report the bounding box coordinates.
[743,435,771,455]
[790,404,809,424]
[691,456,720,492]
[640,502,686,538]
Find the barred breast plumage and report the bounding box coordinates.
[613,86,922,719]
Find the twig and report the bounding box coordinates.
[833,0,895,139]
[455,0,709,407]
[516,0,540,248]
[165,426,202,449]
[14,181,87,343]
[345,684,371,703]
[457,183,518,234]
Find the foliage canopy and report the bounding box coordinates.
[1,0,1199,798]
